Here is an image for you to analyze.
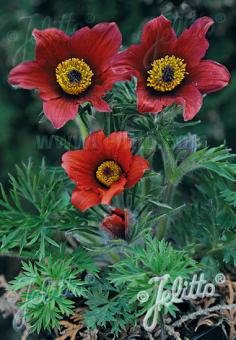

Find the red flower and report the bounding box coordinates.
[102,208,130,239]
[62,130,149,212]
[8,23,123,129]
[113,16,230,120]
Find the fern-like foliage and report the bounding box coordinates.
[9,258,87,333]
[171,173,236,277]
[0,160,100,259]
[85,278,134,336]
[109,237,198,319]
[174,144,236,183]
[0,160,68,259]
[221,187,236,207]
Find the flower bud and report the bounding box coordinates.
[174,134,198,163]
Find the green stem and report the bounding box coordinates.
[75,115,89,143]
[0,251,35,260]
[155,131,177,240]
[156,182,176,240]
[143,137,152,197]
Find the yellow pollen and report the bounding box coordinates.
[56,58,93,95]
[96,161,122,187]
[147,55,188,92]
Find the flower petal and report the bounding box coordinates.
[189,60,230,94]
[80,67,119,105]
[141,15,177,66]
[172,17,214,67]
[113,15,177,80]
[99,177,127,205]
[137,79,203,120]
[8,61,60,100]
[33,28,71,68]
[62,150,103,189]
[112,208,125,217]
[137,77,164,113]
[177,85,203,121]
[84,130,106,151]
[126,155,149,188]
[87,97,111,112]
[103,132,132,172]
[102,213,126,239]
[76,68,118,112]
[71,188,100,212]
[43,97,78,129]
[113,45,146,80]
[71,22,122,75]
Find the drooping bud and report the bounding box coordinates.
[101,208,131,240]
[174,134,198,163]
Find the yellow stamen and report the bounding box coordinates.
[56,58,93,95]
[147,55,188,92]
[96,161,122,187]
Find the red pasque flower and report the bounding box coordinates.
[113,16,230,120]
[102,208,130,239]
[62,130,149,212]
[8,23,123,129]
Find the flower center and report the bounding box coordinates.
[147,55,188,92]
[56,58,94,95]
[96,160,122,187]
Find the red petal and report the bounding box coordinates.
[113,15,177,79]
[33,28,71,68]
[172,17,214,67]
[112,208,125,217]
[99,177,127,205]
[43,97,78,129]
[86,97,111,112]
[141,15,177,66]
[102,214,126,239]
[103,132,132,172]
[126,155,149,188]
[84,130,106,151]
[136,77,203,121]
[112,45,145,80]
[176,85,203,121]
[189,60,230,94]
[71,188,100,212]
[79,68,119,111]
[8,61,60,100]
[137,77,164,113]
[136,72,203,120]
[71,22,122,75]
[62,150,104,189]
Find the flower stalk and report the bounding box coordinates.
[156,182,176,240]
[75,115,89,143]
[155,131,177,240]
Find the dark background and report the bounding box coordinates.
[1,0,236,338]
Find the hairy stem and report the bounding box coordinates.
[156,182,176,240]
[75,115,89,142]
[155,131,177,240]
[143,137,152,197]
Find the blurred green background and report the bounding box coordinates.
[1,0,236,338]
